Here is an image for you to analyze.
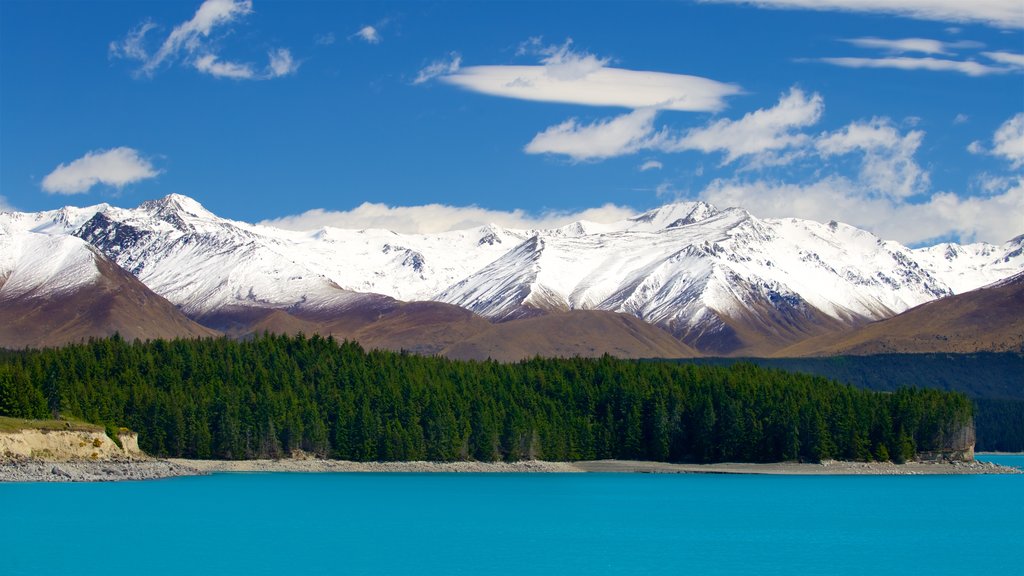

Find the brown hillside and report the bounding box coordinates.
[0,254,218,349]
[441,310,698,362]
[777,272,1024,356]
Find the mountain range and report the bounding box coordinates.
[1,193,1021,357]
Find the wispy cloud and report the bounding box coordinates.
[814,34,1021,77]
[110,0,296,80]
[143,0,253,76]
[192,48,297,79]
[842,37,982,55]
[353,25,381,44]
[701,176,1024,244]
[692,109,1022,244]
[816,118,928,198]
[194,54,255,79]
[261,202,638,234]
[701,0,1024,29]
[108,20,157,61]
[639,160,663,171]
[992,113,1024,169]
[41,148,160,195]
[414,52,462,85]
[983,51,1024,68]
[267,48,299,78]
[314,32,336,46]
[662,87,823,165]
[525,109,661,161]
[521,87,824,165]
[436,39,740,112]
[817,56,1011,77]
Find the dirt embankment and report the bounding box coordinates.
[0,425,201,482]
[0,429,144,462]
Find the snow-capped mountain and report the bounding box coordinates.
[2,194,1021,354]
[0,223,215,347]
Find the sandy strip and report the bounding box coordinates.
[166,458,583,473]
[571,459,1021,475]
[167,458,1020,475]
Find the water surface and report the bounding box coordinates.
[4,458,1022,576]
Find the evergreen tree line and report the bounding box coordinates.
[974,399,1024,452]
[0,334,973,463]
[685,354,1024,451]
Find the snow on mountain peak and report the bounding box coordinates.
[0,230,101,300]
[137,193,218,230]
[623,201,720,232]
[5,193,1019,350]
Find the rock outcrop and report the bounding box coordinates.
[0,429,145,462]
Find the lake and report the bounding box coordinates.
[4,455,1022,576]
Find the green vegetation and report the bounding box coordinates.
[0,415,103,434]
[974,399,1024,452]
[0,334,973,463]
[684,354,1024,451]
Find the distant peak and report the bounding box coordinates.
[140,194,211,215]
[138,194,216,228]
[628,201,719,230]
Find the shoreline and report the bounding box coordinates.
[175,457,1020,476]
[1,456,1019,482]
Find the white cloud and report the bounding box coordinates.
[111,0,297,81]
[661,87,823,164]
[194,54,255,79]
[818,56,1009,76]
[967,140,985,155]
[954,113,969,124]
[639,160,663,171]
[992,113,1024,168]
[983,51,1024,68]
[143,0,253,76]
[41,148,160,195]
[414,52,462,85]
[438,39,740,112]
[443,65,741,112]
[354,25,381,44]
[108,20,157,61]
[701,176,1024,244]
[524,109,661,161]
[261,202,639,234]
[844,37,957,55]
[701,0,1024,29]
[192,48,296,80]
[816,118,928,198]
[0,195,11,211]
[534,39,610,81]
[314,32,336,46]
[267,48,299,78]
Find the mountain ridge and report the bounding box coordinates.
[2,194,1021,356]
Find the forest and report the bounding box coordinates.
[0,334,973,464]
[686,354,1024,451]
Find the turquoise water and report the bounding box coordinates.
[976,453,1024,469]
[4,457,1023,576]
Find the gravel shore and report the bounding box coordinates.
[0,458,201,482]
[2,457,1018,481]
[167,458,582,474]
[571,458,1022,475]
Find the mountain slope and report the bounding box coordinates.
[441,310,698,362]
[2,194,1021,356]
[0,227,217,348]
[778,272,1024,356]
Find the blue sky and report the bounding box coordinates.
[1,0,1022,244]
